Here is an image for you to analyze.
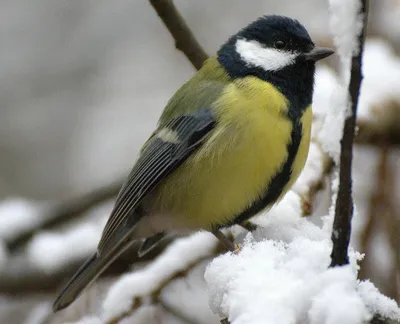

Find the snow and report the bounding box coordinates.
[317,0,365,161]
[201,4,400,321]
[26,222,103,273]
[311,66,347,162]
[205,213,399,324]
[100,186,400,324]
[358,280,400,320]
[358,39,400,120]
[329,0,363,74]
[308,266,370,324]
[102,231,219,322]
[25,201,111,273]
[311,67,339,121]
[314,39,400,161]
[160,261,218,323]
[0,198,45,241]
[251,191,326,242]
[64,316,102,324]
[316,81,349,163]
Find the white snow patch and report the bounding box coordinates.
[312,66,340,120]
[358,280,400,320]
[317,82,350,163]
[358,39,400,120]
[26,215,107,273]
[205,210,398,324]
[308,266,370,324]
[329,0,363,78]
[160,260,219,323]
[0,198,45,241]
[64,316,102,324]
[320,0,363,161]
[252,191,327,243]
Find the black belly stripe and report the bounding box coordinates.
[230,116,303,226]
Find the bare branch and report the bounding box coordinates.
[149,0,209,70]
[330,0,369,266]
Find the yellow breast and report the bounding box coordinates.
[150,77,311,230]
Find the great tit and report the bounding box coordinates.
[53,15,334,311]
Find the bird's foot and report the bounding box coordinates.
[240,221,258,232]
[234,243,242,254]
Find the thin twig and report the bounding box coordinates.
[330,0,369,267]
[149,0,209,70]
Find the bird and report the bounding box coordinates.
[53,15,334,312]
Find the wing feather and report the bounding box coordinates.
[97,108,216,253]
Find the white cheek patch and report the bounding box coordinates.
[235,38,298,71]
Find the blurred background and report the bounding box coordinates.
[0,0,400,323]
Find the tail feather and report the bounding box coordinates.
[53,237,134,312]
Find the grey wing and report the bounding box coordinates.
[97,108,216,254]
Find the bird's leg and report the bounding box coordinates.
[212,229,236,252]
[240,221,258,232]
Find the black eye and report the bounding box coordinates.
[274,40,286,49]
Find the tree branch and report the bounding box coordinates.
[330,0,369,267]
[149,0,209,70]
[105,242,222,324]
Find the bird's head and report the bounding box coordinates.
[218,15,334,110]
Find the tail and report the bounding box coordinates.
[52,238,134,312]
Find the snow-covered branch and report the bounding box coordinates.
[102,233,221,324]
[330,0,368,267]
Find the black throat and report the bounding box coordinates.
[216,45,315,227]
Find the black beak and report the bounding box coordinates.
[303,47,335,62]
